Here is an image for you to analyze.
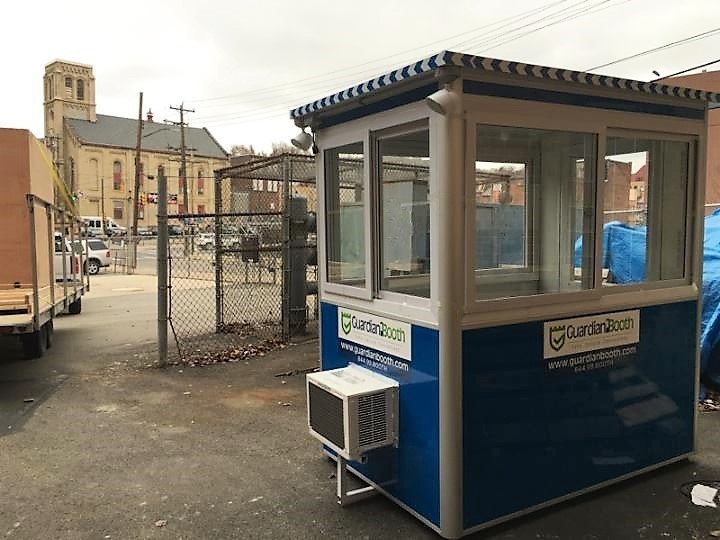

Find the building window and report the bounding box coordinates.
[68,158,76,193]
[378,124,431,298]
[178,203,187,214]
[473,124,597,300]
[179,172,185,191]
[89,158,99,190]
[65,77,72,98]
[113,160,122,190]
[113,200,123,220]
[253,179,264,191]
[77,79,85,101]
[325,141,365,288]
[197,204,206,214]
[197,171,204,194]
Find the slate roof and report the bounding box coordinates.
[290,50,720,121]
[65,114,228,159]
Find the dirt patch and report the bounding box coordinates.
[220,387,300,409]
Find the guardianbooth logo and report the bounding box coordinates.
[338,308,411,361]
[543,310,640,359]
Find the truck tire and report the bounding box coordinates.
[68,297,82,315]
[21,325,47,359]
[85,259,100,275]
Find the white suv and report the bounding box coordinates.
[74,239,111,275]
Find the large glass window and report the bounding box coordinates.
[603,136,689,284]
[378,126,430,298]
[325,142,365,288]
[474,124,596,300]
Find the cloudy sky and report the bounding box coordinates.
[3,0,719,154]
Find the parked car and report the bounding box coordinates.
[54,234,81,281]
[169,224,184,236]
[196,226,256,251]
[74,238,111,275]
[197,233,215,250]
[137,227,156,237]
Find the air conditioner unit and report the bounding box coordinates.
[307,364,399,461]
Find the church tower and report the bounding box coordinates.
[43,60,96,174]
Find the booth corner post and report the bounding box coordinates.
[435,76,465,540]
[156,165,168,368]
[293,49,713,538]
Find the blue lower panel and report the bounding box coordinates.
[462,302,697,529]
[321,302,440,526]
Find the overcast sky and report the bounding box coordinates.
[3,0,719,154]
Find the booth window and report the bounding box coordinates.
[474,124,596,300]
[377,125,430,298]
[325,142,366,288]
[603,136,689,284]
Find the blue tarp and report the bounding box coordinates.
[700,210,720,387]
[574,211,720,389]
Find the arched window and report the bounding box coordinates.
[65,77,73,98]
[77,79,85,101]
[197,170,204,194]
[113,161,122,190]
[89,158,99,190]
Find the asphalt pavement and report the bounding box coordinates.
[1,274,720,539]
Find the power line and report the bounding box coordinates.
[470,0,628,54]
[454,0,599,51]
[190,0,615,116]
[193,0,630,126]
[586,26,720,71]
[652,58,720,82]
[186,0,575,106]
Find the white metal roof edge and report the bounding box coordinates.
[289,50,720,121]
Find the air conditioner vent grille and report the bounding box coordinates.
[357,392,387,447]
[308,383,345,449]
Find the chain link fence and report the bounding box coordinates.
[164,153,318,362]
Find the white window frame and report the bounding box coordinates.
[600,128,696,293]
[372,119,431,307]
[318,102,437,326]
[462,93,702,324]
[318,122,372,301]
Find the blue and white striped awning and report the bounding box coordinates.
[290,50,720,120]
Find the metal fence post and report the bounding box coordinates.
[214,170,223,333]
[157,165,168,367]
[281,156,291,339]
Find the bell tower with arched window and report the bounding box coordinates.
[43,60,96,180]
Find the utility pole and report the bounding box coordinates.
[168,103,195,256]
[168,103,194,214]
[130,91,144,272]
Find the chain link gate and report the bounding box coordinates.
[164,154,318,362]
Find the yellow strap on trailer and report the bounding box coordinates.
[33,138,76,214]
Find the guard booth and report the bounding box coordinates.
[292,51,716,538]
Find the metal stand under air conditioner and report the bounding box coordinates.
[336,455,376,506]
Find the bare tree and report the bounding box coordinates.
[271,141,309,156]
[229,144,257,156]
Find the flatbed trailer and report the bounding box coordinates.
[0,128,88,358]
